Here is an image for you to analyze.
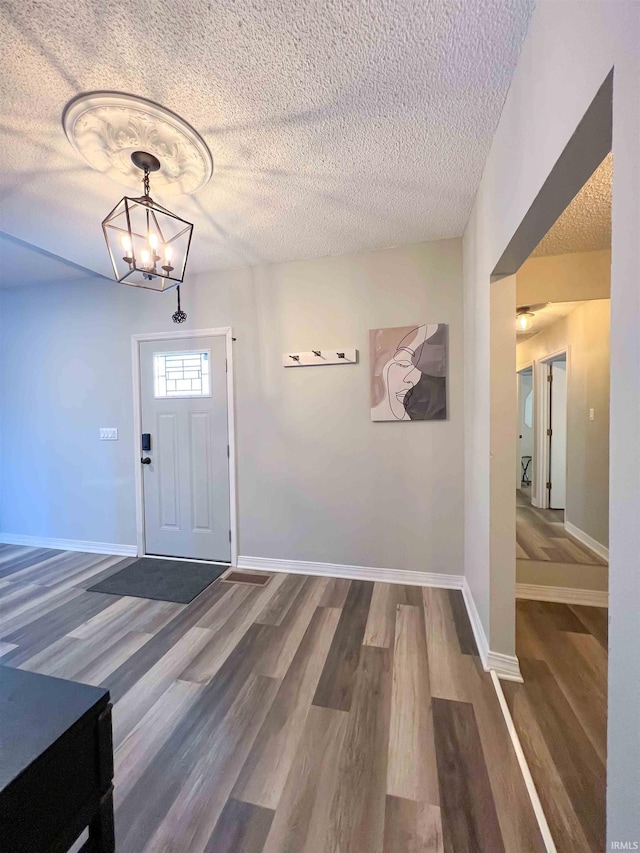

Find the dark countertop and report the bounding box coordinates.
[0,665,109,793]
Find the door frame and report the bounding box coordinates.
[131,327,237,565]
[533,347,569,510]
[516,363,534,492]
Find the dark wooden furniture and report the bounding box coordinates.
[0,665,114,853]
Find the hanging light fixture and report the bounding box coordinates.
[102,151,193,292]
[516,303,550,332]
[516,308,534,331]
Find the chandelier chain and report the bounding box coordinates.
[143,166,150,198]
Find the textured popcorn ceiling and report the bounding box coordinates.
[532,154,612,257]
[0,0,534,278]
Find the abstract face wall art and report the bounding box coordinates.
[369,324,448,421]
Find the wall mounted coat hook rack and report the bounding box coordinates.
[283,349,358,367]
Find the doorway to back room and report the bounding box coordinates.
[506,150,611,853]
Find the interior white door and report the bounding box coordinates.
[549,358,567,509]
[140,336,231,561]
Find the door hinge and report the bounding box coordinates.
[227,444,230,458]
[547,428,552,436]
[546,481,552,490]
[229,530,232,542]
[547,373,553,383]
[225,359,228,373]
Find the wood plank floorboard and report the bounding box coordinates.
[503,598,607,853]
[432,697,505,853]
[0,545,546,852]
[312,578,374,711]
[324,644,393,853]
[383,796,444,853]
[204,799,275,853]
[516,489,607,565]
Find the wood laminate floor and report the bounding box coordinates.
[516,490,607,566]
[0,544,546,853]
[503,599,608,853]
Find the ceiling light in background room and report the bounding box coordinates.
[516,311,534,331]
[516,303,548,332]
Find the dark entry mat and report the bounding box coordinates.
[88,557,228,603]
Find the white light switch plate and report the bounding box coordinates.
[589,408,595,421]
[100,428,118,440]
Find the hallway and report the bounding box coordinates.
[516,489,607,566]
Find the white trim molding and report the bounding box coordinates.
[491,672,557,852]
[131,327,238,566]
[485,650,524,682]
[237,555,463,589]
[564,519,609,562]
[0,533,137,557]
[462,579,523,682]
[517,583,608,608]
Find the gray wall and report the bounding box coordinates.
[0,239,464,575]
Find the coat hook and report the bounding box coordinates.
[289,354,300,362]
[337,352,345,359]
[312,350,322,357]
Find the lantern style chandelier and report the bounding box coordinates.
[102,151,193,292]
[62,91,214,318]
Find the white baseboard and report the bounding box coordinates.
[516,582,608,608]
[237,555,463,589]
[0,533,137,558]
[461,578,489,661]
[564,519,609,562]
[485,650,524,682]
[462,579,523,682]
[491,672,557,851]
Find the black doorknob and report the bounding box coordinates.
[141,457,152,465]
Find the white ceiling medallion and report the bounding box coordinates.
[62,92,213,195]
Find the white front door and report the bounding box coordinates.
[140,336,231,562]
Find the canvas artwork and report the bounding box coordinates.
[369,324,448,421]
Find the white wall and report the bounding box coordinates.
[490,275,517,659]
[517,300,610,547]
[463,2,640,844]
[517,248,611,305]
[0,239,464,576]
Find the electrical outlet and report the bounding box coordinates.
[99,428,118,440]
